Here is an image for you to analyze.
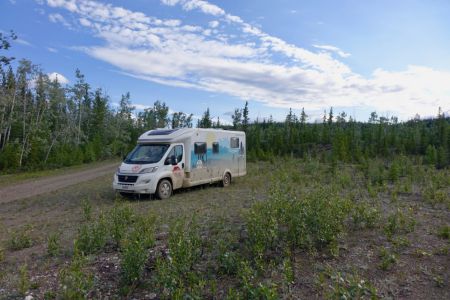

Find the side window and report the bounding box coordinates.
[230,137,239,148]
[175,145,183,162]
[212,142,219,154]
[194,142,207,154]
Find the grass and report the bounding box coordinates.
[0,158,449,299]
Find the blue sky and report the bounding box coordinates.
[1,0,450,123]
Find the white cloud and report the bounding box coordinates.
[15,38,32,46]
[48,72,69,84]
[47,47,58,52]
[161,0,181,6]
[43,0,450,119]
[313,44,351,58]
[48,13,71,28]
[208,20,219,28]
[79,18,91,27]
[182,0,225,16]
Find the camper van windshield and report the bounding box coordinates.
[124,144,169,164]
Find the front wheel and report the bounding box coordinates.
[157,179,172,199]
[222,172,231,187]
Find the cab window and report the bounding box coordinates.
[167,145,183,163]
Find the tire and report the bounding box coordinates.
[157,179,172,200]
[222,172,231,187]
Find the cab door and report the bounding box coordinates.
[166,144,185,189]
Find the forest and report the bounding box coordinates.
[1,31,450,299]
[0,53,449,172]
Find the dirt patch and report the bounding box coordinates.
[0,163,119,204]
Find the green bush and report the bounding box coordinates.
[120,238,147,289]
[351,202,381,229]
[378,247,397,271]
[81,198,92,222]
[75,213,108,254]
[246,183,351,259]
[384,208,416,239]
[324,271,378,299]
[18,263,30,295]
[119,213,156,290]
[437,225,450,239]
[218,240,239,275]
[155,218,203,298]
[237,260,278,300]
[0,143,21,170]
[59,253,93,299]
[110,204,134,246]
[8,226,33,251]
[47,232,61,257]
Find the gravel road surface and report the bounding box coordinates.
[0,162,119,204]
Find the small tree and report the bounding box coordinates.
[199,108,212,128]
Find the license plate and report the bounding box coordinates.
[121,185,129,189]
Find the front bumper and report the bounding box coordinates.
[113,173,157,194]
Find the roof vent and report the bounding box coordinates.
[147,129,179,136]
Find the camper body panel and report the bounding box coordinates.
[185,129,246,186]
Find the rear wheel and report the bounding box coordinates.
[157,179,172,199]
[222,172,231,187]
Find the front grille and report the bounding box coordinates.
[118,175,138,183]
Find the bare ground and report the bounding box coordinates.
[0,162,119,204]
[0,161,448,299]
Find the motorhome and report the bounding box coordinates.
[113,128,246,199]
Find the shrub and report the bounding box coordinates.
[324,271,378,299]
[351,201,381,229]
[218,240,239,276]
[132,213,156,249]
[282,257,295,287]
[119,213,156,290]
[81,198,92,222]
[120,238,147,289]
[110,204,134,246]
[246,183,351,259]
[237,260,278,300]
[384,208,416,239]
[18,263,30,295]
[47,232,61,257]
[378,247,397,271]
[389,160,400,182]
[58,253,93,299]
[437,225,450,239]
[155,218,203,298]
[75,213,108,254]
[8,226,33,251]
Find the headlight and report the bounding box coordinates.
[139,167,158,174]
[116,167,120,175]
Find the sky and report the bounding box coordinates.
[1,0,450,123]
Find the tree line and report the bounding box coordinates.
[0,31,449,172]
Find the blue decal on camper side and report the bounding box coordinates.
[190,137,243,169]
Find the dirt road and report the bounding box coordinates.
[0,162,119,204]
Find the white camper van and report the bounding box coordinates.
[113,128,246,199]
